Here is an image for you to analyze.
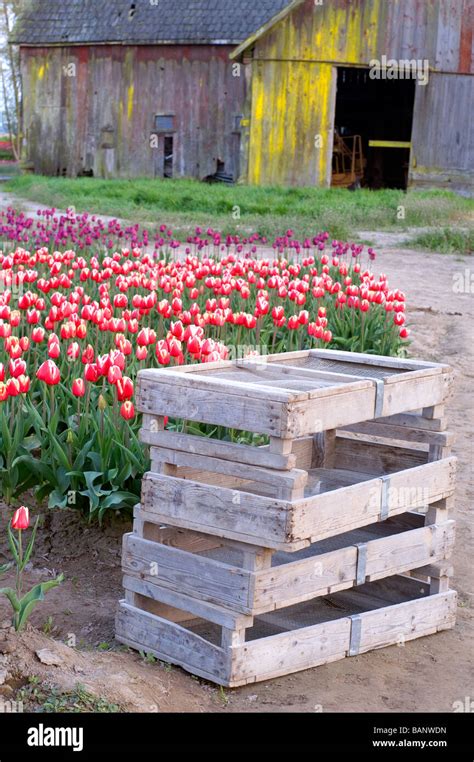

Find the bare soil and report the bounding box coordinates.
[0,235,472,713]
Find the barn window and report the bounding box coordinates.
[155,114,175,132]
[233,114,244,131]
[100,128,115,149]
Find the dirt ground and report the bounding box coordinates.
[0,216,472,712]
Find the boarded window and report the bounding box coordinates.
[100,128,115,149]
[155,114,175,132]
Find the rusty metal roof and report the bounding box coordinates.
[12,0,292,45]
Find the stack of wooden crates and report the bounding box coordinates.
[115,350,457,687]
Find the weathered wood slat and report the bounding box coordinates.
[139,427,297,470]
[365,521,455,582]
[138,367,304,401]
[124,589,201,626]
[355,591,457,654]
[122,533,254,614]
[309,349,448,373]
[334,437,428,474]
[283,386,378,437]
[122,573,252,629]
[340,421,454,447]
[137,379,285,436]
[141,472,291,548]
[378,372,453,417]
[133,517,223,553]
[374,412,447,432]
[385,458,457,512]
[230,617,351,685]
[253,521,455,612]
[149,446,308,500]
[115,601,228,684]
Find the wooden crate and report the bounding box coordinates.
[136,349,453,437]
[115,350,457,686]
[139,418,456,549]
[123,508,455,616]
[115,574,457,687]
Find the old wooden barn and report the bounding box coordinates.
[232,0,473,191]
[12,0,288,180]
[12,0,473,191]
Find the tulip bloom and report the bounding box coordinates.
[136,346,148,361]
[84,363,99,382]
[12,506,30,530]
[17,375,31,394]
[107,365,123,385]
[36,360,60,386]
[31,326,46,343]
[116,376,134,401]
[72,378,86,397]
[48,341,61,359]
[120,401,135,420]
[6,378,20,397]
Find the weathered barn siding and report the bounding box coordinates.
[21,45,245,179]
[411,74,474,191]
[239,0,473,188]
[249,0,472,72]
[248,60,335,186]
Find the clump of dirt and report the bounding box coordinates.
[0,625,220,712]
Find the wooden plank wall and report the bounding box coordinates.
[21,44,245,179]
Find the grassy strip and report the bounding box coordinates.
[407,227,474,255]
[6,175,473,240]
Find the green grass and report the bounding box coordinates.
[15,676,122,713]
[5,175,473,241]
[407,227,474,255]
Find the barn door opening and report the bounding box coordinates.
[332,67,416,189]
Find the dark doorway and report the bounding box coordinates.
[164,137,174,179]
[332,67,416,189]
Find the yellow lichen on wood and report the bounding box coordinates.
[248,59,335,186]
[127,84,134,121]
[244,0,383,185]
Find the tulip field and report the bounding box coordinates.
[0,207,409,518]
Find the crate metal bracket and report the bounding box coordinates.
[365,377,385,418]
[380,476,391,520]
[355,543,368,585]
[349,614,362,656]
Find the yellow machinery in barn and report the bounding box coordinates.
[332,133,365,188]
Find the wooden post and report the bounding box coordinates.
[425,496,454,526]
